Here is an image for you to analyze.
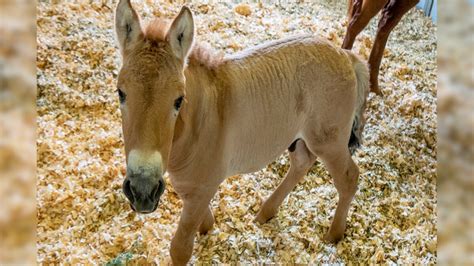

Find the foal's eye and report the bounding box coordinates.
[174,96,184,110]
[117,89,126,104]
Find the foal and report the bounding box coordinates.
[114,1,370,264]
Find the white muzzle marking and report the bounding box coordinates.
[127,150,163,177]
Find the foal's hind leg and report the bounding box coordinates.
[255,139,316,224]
[315,144,359,243]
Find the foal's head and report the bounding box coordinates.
[114,0,194,213]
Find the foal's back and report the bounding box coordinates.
[220,35,360,176]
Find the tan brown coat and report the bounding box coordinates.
[115,1,369,264]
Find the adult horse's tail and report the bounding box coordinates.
[347,52,370,154]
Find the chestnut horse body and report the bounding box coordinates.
[115,1,369,264]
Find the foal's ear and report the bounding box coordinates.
[115,0,142,54]
[166,6,194,61]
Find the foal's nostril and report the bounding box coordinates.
[150,185,159,201]
[123,179,135,203]
[150,179,165,202]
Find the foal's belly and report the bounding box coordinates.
[224,122,301,177]
[227,146,286,176]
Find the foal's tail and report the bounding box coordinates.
[347,52,370,155]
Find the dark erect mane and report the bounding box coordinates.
[145,19,223,69]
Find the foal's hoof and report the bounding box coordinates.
[198,225,213,235]
[198,217,214,235]
[323,232,344,244]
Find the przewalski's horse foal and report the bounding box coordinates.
[115,1,369,264]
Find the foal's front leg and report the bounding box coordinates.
[198,206,214,234]
[170,189,217,265]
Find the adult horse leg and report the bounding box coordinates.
[368,0,419,94]
[170,186,218,265]
[342,0,387,50]
[314,143,359,243]
[255,139,316,223]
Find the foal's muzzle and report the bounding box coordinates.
[122,175,165,214]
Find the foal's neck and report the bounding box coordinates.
[169,43,263,175]
[168,48,229,174]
